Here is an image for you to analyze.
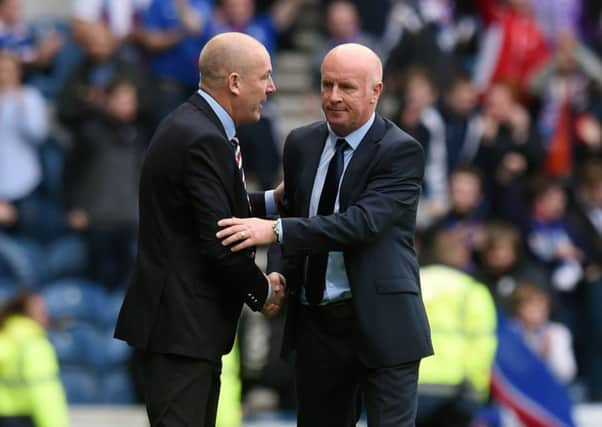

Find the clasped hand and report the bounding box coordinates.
[262,272,286,317]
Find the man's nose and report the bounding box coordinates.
[267,76,276,94]
[329,85,342,101]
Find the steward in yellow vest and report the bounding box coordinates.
[416,230,497,426]
[0,292,68,427]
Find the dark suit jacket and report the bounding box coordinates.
[273,114,434,368]
[115,93,269,362]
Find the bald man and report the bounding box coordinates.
[217,43,433,426]
[114,32,285,426]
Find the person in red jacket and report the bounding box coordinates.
[473,0,550,99]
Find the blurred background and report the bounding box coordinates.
[1,0,602,425]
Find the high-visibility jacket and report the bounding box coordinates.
[0,315,68,427]
[217,339,242,427]
[418,265,497,402]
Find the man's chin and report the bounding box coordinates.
[326,114,347,126]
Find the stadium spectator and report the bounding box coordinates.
[567,160,602,400]
[431,166,487,261]
[311,1,383,90]
[0,291,68,427]
[529,29,602,177]
[0,50,48,237]
[72,0,150,63]
[473,0,550,98]
[135,0,213,121]
[473,82,544,225]
[437,73,482,173]
[526,176,584,294]
[384,0,479,91]
[395,67,448,227]
[62,78,145,289]
[0,0,70,97]
[417,229,497,427]
[474,221,548,309]
[58,22,150,137]
[509,283,577,384]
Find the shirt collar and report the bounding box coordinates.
[198,89,236,141]
[326,112,376,151]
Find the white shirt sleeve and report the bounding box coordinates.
[545,322,577,384]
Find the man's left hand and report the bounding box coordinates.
[217,217,277,251]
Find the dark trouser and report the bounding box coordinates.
[416,394,477,427]
[136,350,222,427]
[295,302,420,427]
[0,417,34,427]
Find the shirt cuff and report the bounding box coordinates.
[276,218,283,243]
[264,190,278,217]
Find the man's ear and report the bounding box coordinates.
[228,72,241,95]
[371,81,383,104]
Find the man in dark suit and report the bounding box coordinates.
[217,43,433,426]
[114,32,286,427]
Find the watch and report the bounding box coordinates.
[272,219,281,243]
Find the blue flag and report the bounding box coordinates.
[491,314,576,427]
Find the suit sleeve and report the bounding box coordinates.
[280,137,424,257]
[186,136,268,311]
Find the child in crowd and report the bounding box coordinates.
[509,283,577,384]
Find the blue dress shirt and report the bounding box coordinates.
[274,113,376,303]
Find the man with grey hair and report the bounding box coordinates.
[115,32,285,426]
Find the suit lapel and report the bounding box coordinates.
[339,115,387,210]
[299,124,329,217]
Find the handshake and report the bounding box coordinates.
[261,272,287,317]
[215,216,286,316]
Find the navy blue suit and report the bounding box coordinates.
[272,114,433,426]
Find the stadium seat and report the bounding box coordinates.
[0,279,17,305]
[48,322,97,365]
[41,279,108,325]
[100,367,136,404]
[60,366,99,404]
[98,289,126,329]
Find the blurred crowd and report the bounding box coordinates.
[0,0,602,424]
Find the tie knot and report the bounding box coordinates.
[230,137,240,147]
[335,138,349,153]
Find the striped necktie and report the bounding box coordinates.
[230,136,251,210]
